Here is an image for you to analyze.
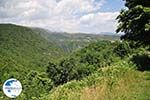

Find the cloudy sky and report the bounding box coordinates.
[0,0,124,33]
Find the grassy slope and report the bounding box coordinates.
[47,65,150,100]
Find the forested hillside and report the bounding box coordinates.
[33,28,119,53]
[0,24,66,70]
[0,0,150,99]
[0,24,66,99]
[0,24,120,99]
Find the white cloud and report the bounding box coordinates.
[0,0,119,33]
[79,12,119,33]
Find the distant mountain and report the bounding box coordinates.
[33,28,120,53]
[33,28,120,41]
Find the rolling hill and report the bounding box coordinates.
[0,24,65,72]
[33,28,120,53]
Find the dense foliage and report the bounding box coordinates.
[0,24,120,99]
[0,24,64,99]
[0,24,65,71]
[47,65,150,100]
[46,41,120,85]
[1,6,150,99]
[116,0,150,45]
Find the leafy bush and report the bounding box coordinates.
[19,71,53,100]
[113,41,131,58]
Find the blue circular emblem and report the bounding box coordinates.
[2,78,22,98]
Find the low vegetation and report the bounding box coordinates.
[47,65,150,100]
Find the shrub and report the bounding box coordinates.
[113,41,131,58]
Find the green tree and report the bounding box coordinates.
[113,41,131,58]
[22,71,53,99]
[47,58,77,85]
[116,0,150,45]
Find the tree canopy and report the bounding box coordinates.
[116,0,150,45]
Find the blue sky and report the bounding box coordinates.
[0,0,125,33]
[101,0,124,12]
